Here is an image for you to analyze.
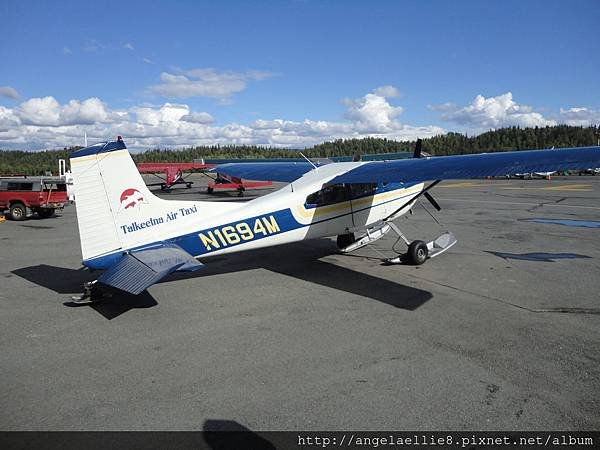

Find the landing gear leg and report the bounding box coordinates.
[385,222,456,265]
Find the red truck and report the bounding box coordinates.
[0,178,68,220]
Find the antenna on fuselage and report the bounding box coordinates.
[299,152,318,170]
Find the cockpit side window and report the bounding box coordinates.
[305,184,351,207]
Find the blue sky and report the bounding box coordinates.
[1,0,599,150]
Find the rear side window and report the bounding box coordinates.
[6,182,34,191]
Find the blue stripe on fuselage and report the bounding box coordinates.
[168,209,300,257]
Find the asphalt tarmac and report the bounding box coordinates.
[1,175,599,431]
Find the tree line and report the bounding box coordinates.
[1,125,598,175]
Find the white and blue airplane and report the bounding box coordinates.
[69,136,600,302]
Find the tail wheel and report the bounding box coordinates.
[9,203,27,221]
[407,240,428,265]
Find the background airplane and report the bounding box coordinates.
[137,161,210,190]
[137,160,273,195]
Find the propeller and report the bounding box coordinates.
[423,191,441,211]
[413,138,441,211]
[413,139,423,159]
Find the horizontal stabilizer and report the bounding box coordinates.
[98,243,203,295]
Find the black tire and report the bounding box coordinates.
[37,209,55,218]
[336,233,355,249]
[9,203,27,221]
[207,187,214,194]
[407,240,428,265]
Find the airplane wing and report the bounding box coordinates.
[212,162,321,182]
[330,146,600,184]
[213,147,600,184]
[98,243,203,295]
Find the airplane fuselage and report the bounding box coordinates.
[82,159,423,270]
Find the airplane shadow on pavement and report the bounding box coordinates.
[170,239,433,310]
[11,265,158,320]
[12,239,432,320]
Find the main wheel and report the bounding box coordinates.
[407,240,428,265]
[207,187,214,193]
[9,203,27,221]
[336,233,355,249]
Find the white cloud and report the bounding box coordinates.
[142,57,154,64]
[123,42,134,50]
[343,87,405,132]
[437,92,557,129]
[62,46,72,55]
[133,103,190,125]
[0,86,20,100]
[61,98,121,125]
[17,97,62,126]
[147,68,274,100]
[0,106,21,131]
[16,97,124,127]
[559,107,600,126]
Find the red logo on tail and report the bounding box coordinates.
[119,188,147,211]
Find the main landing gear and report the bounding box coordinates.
[406,240,429,265]
[337,221,457,265]
[384,222,456,265]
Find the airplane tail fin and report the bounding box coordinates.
[69,137,223,266]
[69,137,156,261]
